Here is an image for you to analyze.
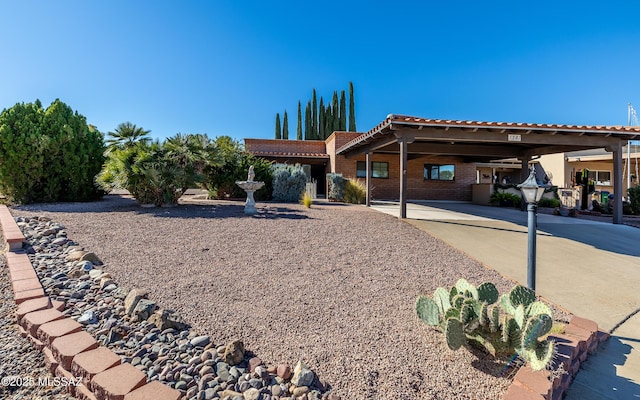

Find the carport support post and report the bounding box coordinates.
[365,151,371,207]
[527,203,537,291]
[398,136,411,218]
[613,143,623,224]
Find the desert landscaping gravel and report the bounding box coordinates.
[10,195,528,399]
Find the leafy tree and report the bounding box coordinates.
[349,81,357,132]
[339,90,347,131]
[203,136,272,200]
[275,113,281,139]
[283,110,289,139]
[0,99,104,204]
[296,101,302,140]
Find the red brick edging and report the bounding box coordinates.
[0,205,181,400]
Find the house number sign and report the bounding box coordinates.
[508,134,521,142]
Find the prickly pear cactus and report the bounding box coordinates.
[445,318,465,350]
[521,339,557,371]
[434,287,451,316]
[479,302,489,327]
[499,293,516,315]
[509,285,536,308]
[526,301,552,318]
[415,296,440,326]
[455,278,478,300]
[520,314,553,349]
[490,305,500,333]
[477,282,499,304]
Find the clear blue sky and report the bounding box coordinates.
[2,1,640,142]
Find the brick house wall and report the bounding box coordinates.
[244,139,327,154]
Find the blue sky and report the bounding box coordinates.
[2,1,640,141]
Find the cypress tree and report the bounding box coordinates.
[332,91,339,132]
[319,97,325,140]
[296,101,302,140]
[275,113,281,139]
[283,110,289,140]
[339,90,346,131]
[304,102,312,140]
[312,89,318,139]
[325,104,333,136]
[348,81,356,132]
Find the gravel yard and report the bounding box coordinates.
[11,195,520,399]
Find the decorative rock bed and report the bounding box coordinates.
[3,211,335,400]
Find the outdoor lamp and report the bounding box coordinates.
[518,166,545,204]
[517,165,544,291]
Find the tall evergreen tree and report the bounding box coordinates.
[332,91,339,132]
[296,101,302,140]
[312,89,318,140]
[304,102,312,140]
[325,104,333,136]
[339,90,347,131]
[283,111,289,140]
[319,97,325,140]
[275,113,281,139]
[348,81,356,132]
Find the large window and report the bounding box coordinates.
[424,164,455,181]
[587,170,611,186]
[356,161,389,178]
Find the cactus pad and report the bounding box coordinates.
[509,285,536,308]
[445,318,465,350]
[514,304,525,329]
[499,293,516,315]
[479,302,489,326]
[526,301,552,318]
[455,278,478,300]
[460,302,475,324]
[415,296,440,326]
[452,294,465,309]
[521,314,553,349]
[433,287,451,316]
[502,316,521,347]
[477,282,499,304]
[523,339,556,371]
[490,305,500,333]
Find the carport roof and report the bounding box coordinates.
[337,114,640,158]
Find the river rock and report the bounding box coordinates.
[190,335,211,348]
[132,299,156,320]
[147,309,189,331]
[80,251,103,265]
[78,310,98,325]
[243,388,261,400]
[223,339,245,366]
[125,288,149,316]
[291,360,314,387]
[277,364,292,380]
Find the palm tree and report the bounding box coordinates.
[105,122,151,151]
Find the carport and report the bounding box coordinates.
[337,115,640,224]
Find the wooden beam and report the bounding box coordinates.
[342,136,398,158]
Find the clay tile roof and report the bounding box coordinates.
[337,114,640,155]
[250,151,329,159]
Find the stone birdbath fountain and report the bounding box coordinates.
[235,165,265,215]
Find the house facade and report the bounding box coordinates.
[245,114,640,224]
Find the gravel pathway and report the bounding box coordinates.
[11,195,520,399]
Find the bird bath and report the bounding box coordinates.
[236,166,265,215]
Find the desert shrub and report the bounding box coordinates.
[301,191,312,208]
[326,173,346,201]
[629,186,640,214]
[539,197,560,208]
[344,178,366,204]
[490,191,521,207]
[204,136,273,200]
[271,163,307,202]
[98,132,216,206]
[0,99,105,204]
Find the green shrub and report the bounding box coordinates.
[539,197,560,208]
[204,136,272,200]
[490,191,521,207]
[0,99,105,204]
[326,173,346,201]
[344,178,366,204]
[629,186,640,214]
[271,163,307,202]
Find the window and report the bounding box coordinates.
[587,170,611,186]
[356,161,389,178]
[424,164,455,181]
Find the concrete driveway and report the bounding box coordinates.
[371,201,640,399]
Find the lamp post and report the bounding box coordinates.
[517,165,546,291]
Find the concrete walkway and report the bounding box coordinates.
[371,201,640,399]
